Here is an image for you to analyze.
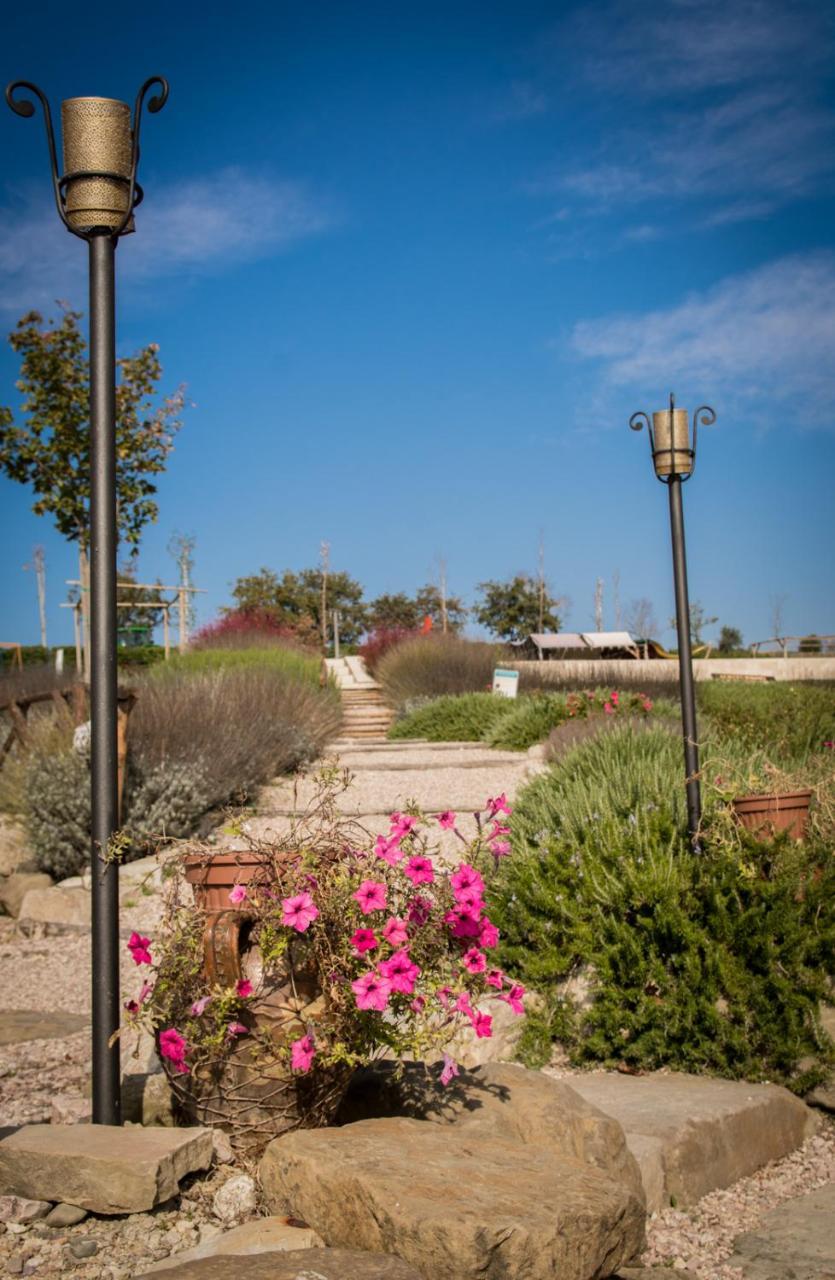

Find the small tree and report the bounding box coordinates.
[668,601,718,647]
[414,584,467,633]
[227,566,367,648]
[718,625,743,653]
[624,597,658,639]
[367,593,421,632]
[474,574,565,643]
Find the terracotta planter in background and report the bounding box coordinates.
[731,790,813,842]
[183,851,278,912]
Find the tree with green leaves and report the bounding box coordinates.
[228,566,367,647]
[473,574,565,642]
[0,307,186,552]
[366,585,468,635]
[414,584,467,633]
[718,625,743,653]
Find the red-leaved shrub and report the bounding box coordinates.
[359,627,420,677]
[191,609,316,651]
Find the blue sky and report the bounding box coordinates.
[1,0,834,647]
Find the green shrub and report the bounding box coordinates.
[389,692,512,742]
[698,682,835,763]
[378,635,502,708]
[162,644,323,688]
[24,747,92,879]
[491,725,835,1088]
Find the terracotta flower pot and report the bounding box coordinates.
[183,850,273,912]
[731,790,813,842]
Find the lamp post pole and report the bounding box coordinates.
[630,394,716,851]
[6,78,169,1125]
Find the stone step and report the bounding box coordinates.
[560,1070,818,1213]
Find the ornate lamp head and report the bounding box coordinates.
[630,393,716,483]
[5,77,168,239]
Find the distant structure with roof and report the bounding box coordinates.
[514,631,642,661]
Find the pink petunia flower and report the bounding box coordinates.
[375,834,404,866]
[479,918,500,949]
[382,916,409,947]
[486,968,505,989]
[124,999,140,1015]
[437,985,453,1009]
[290,1033,316,1073]
[452,884,484,915]
[403,856,435,886]
[352,880,387,914]
[610,690,619,705]
[436,810,456,829]
[281,891,319,932]
[489,822,511,838]
[190,995,212,1017]
[127,932,152,966]
[471,1010,493,1038]
[454,991,473,1015]
[445,907,482,939]
[235,979,253,999]
[503,984,526,1015]
[603,702,614,715]
[410,995,426,1013]
[228,884,247,906]
[642,698,653,712]
[351,970,392,1012]
[159,1027,188,1073]
[450,864,484,898]
[489,839,511,859]
[461,947,487,974]
[407,896,433,927]
[486,793,512,818]
[351,928,378,955]
[227,1021,249,1038]
[379,950,421,995]
[440,1053,460,1086]
[390,813,418,840]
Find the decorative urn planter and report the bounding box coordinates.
[163,851,350,1157]
[730,789,813,842]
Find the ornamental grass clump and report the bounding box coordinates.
[378,634,502,708]
[123,769,526,1155]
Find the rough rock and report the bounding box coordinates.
[0,873,53,919]
[804,1080,835,1113]
[210,1130,234,1165]
[50,1093,91,1125]
[727,1182,835,1279]
[122,1072,175,1127]
[261,1117,645,1280]
[0,1195,51,1223]
[0,1124,212,1214]
[140,1217,324,1272]
[337,1061,643,1201]
[0,819,33,878]
[44,1202,88,1227]
[134,1247,423,1279]
[211,1174,257,1224]
[16,885,90,931]
[0,1009,88,1047]
[431,994,527,1069]
[564,1071,817,1211]
[613,1271,698,1279]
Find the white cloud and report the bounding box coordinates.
[542,0,835,227]
[570,251,835,426]
[0,169,331,316]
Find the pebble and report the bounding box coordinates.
[0,1202,50,1227]
[211,1173,257,1224]
[44,1205,87,1229]
[68,1238,97,1260]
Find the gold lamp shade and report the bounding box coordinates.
[61,97,133,231]
[651,407,692,477]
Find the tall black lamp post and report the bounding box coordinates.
[629,394,716,850]
[6,77,169,1125]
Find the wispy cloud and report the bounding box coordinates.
[0,168,331,317]
[492,80,548,123]
[539,0,835,232]
[569,251,835,426]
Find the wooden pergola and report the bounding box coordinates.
[62,577,205,675]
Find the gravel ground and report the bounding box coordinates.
[641,1120,835,1278]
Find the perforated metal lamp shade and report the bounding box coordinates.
[651,406,692,478]
[61,96,133,232]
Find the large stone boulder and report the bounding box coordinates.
[140,1217,324,1273]
[0,872,53,918]
[0,1124,212,1214]
[0,818,33,878]
[262,1064,645,1279]
[337,1060,644,1201]
[260,1117,645,1280]
[727,1182,835,1279]
[17,884,90,931]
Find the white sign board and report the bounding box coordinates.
[492,668,519,699]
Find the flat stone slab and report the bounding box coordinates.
[727,1182,835,1279]
[141,1218,324,1271]
[261,1115,645,1280]
[135,1247,423,1279]
[0,1009,88,1045]
[0,1124,212,1214]
[564,1072,817,1212]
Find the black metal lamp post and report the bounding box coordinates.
[6,77,168,1125]
[629,393,716,850]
